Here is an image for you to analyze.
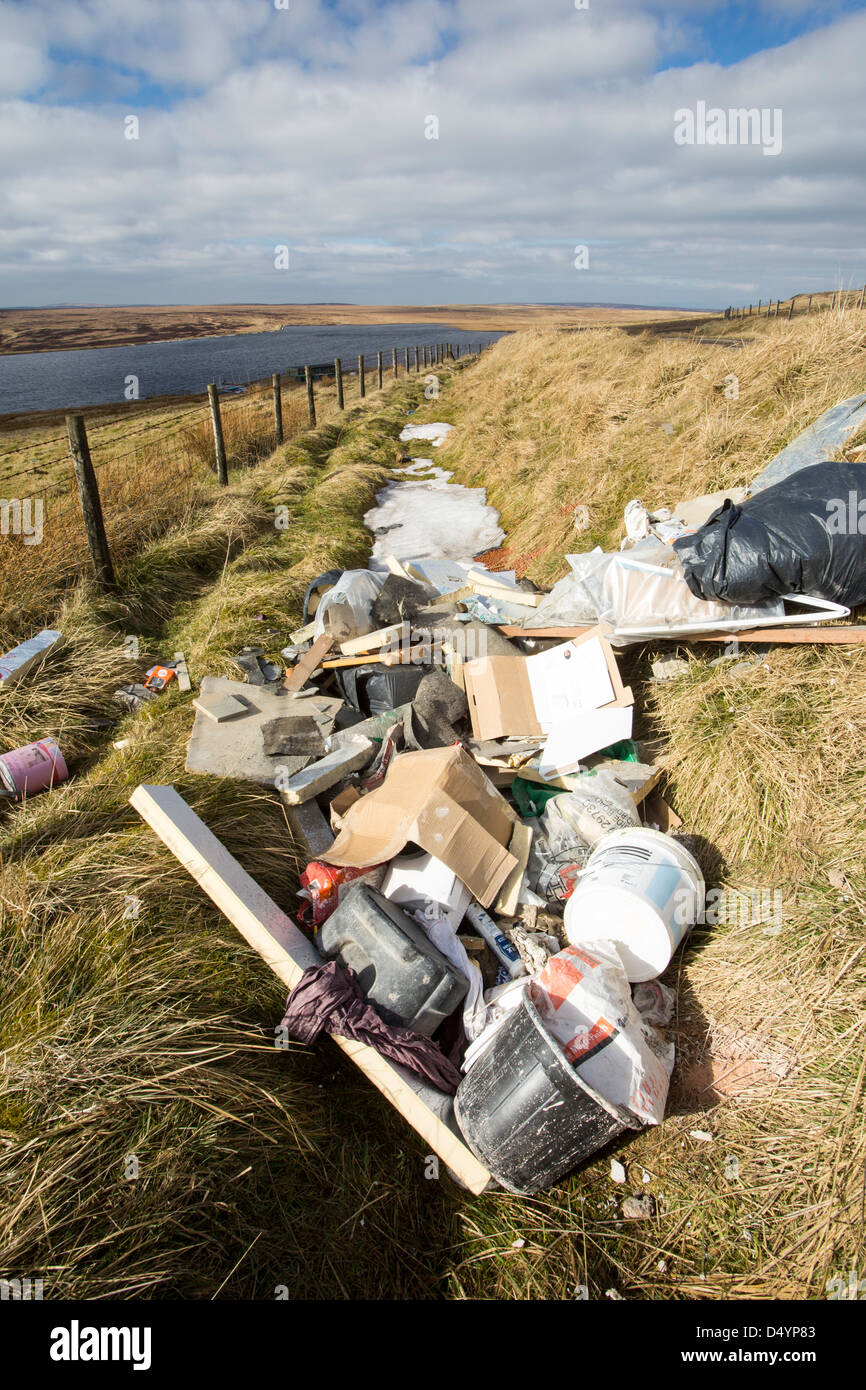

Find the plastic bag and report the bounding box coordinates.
[314,570,386,642]
[583,540,783,640]
[525,772,640,907]
[523,548,611,629]
[530,942,674,1126]
[674,461,866,607]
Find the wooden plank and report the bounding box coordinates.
[690,626,866,645]
[285,635,334,691]
[467,575,543,607]
[173,651,191,692]
[498,625,590,639]
[289,620,317,645]
[339,623,405,657]
[129,784,492,1194]
[323,643,440,669]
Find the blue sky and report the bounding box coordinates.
[1,0,865,309]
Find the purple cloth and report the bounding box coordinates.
[280,960,463,1094]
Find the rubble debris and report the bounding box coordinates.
[283,797,335,859]
[280,738,374,805]
[371,575,433,627]
[261,715,326,757]
[0,629,63,688]
[193,692,250,723]
[622,1194,656,1220]
[186,677,341,785]
[234,646,282,685]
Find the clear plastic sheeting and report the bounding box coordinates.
[593,543,784,639]
[529,541,783,644]
[750,393,866,493]
[313,569,386,642]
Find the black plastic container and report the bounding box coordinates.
[454,990,634,1195]
[319,884,468,1037]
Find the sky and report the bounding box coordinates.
[1,0,864,310]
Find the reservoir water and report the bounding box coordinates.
[0,323,504,415]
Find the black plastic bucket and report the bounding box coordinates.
[454,990,633,1195]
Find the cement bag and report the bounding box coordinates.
[314,570,386,642]
[673,462,866,607]
[525,772,639,907]
[529,942,674,1126]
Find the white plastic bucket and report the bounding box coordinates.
[563,827,704,982]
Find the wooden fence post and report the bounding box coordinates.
[859,285,865,311]
[392,347,399,380]
[272,373,283,445]
[404,347,410,372]
[807,295,813,313]
[207,384,228,486]
[376,350,383,389]
[358,354,366,398]
[334,357,344,409]
[788,296,795,320]
[66,413,116,587]
[305,366,317,427]
[414,346,419,371]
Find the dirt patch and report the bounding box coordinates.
[671,1018,799,1112]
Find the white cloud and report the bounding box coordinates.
[0,0,863,307]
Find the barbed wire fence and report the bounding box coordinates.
[0,341,484,640]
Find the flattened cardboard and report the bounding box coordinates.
[324,744,518,908]
[463,625,632,742]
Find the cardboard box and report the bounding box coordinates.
[323,744,518,908]
[463,625,634,775]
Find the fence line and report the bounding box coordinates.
[1,339,489,635]
[723,287,866,320]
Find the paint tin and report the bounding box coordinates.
[0,738,68,800]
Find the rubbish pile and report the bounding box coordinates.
[6,397,866,1195]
